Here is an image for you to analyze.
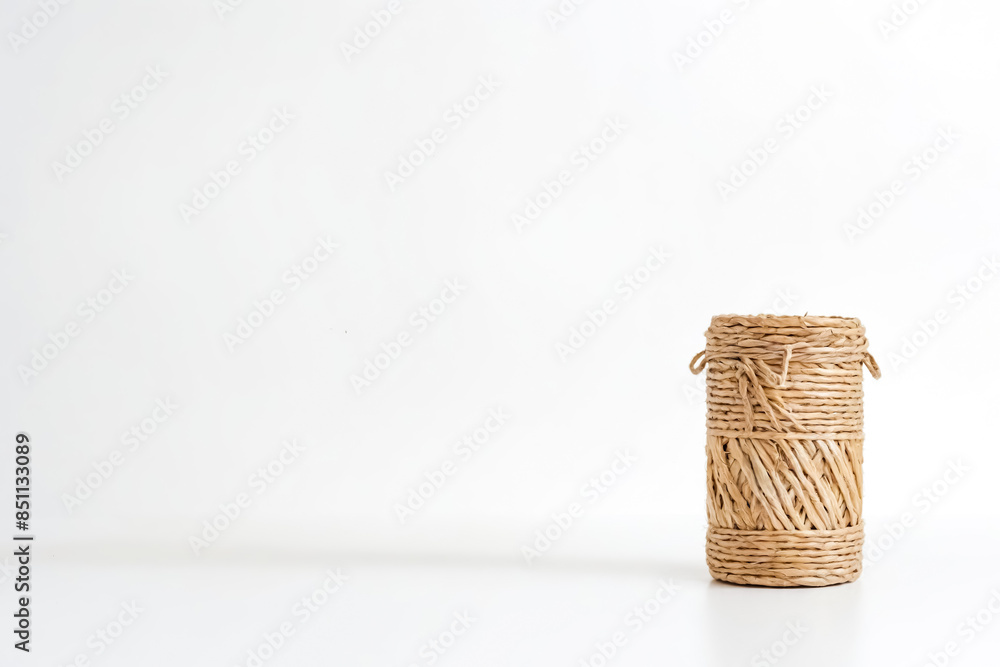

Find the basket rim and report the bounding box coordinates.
[709,314,863,329]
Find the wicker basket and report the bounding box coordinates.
[689,315,880,587]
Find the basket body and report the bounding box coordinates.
[691,315,879,587]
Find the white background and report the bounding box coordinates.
[3,0,1000,665]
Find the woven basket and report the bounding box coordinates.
[689,315,880,587]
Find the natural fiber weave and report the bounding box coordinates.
[690,315,880,587]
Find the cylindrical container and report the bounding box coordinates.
[689,315,880,587]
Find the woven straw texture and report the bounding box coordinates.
[690,315,880,587]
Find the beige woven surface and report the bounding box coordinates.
[690,315,880,587]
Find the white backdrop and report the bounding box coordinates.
[3,1,1000,665]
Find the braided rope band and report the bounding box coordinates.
[707,523,865,587]
[691,315,879,587]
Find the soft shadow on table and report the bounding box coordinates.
[148,546,709,581]
[703,576,864,667]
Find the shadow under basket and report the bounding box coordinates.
[690,315,880,587]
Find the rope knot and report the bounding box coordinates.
[691,348,803,434]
